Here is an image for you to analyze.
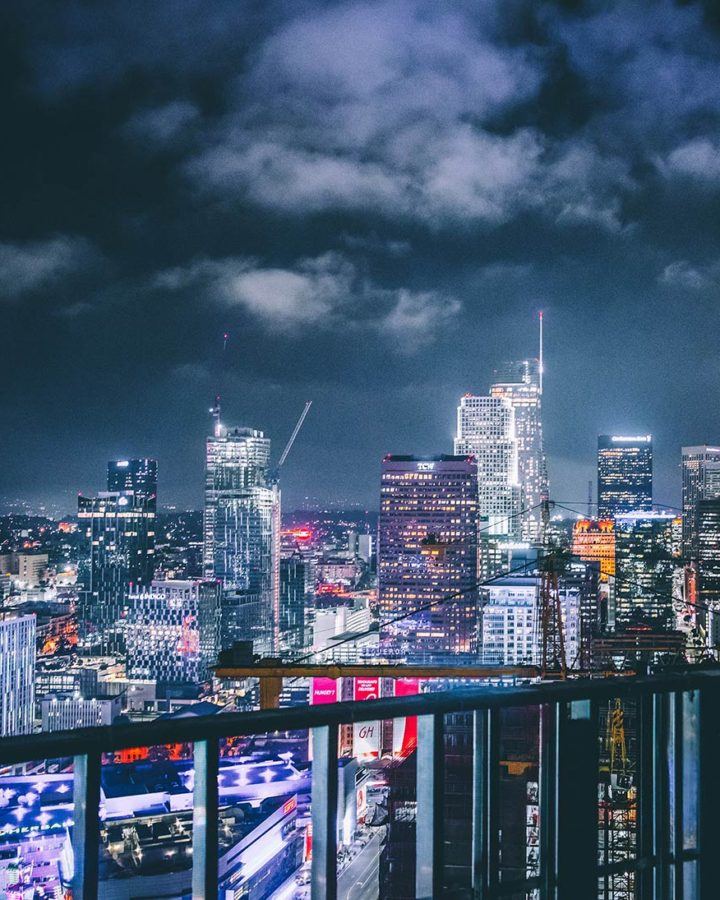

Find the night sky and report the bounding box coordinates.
[2,1,720,513]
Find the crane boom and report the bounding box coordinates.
[277,401,312,471]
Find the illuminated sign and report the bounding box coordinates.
[610,435,651,443]
[354,677,380,760]
[116,460,129,467]
[416,462,435,471]
[311,677,338,705]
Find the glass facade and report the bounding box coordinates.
[0,615,35,736]
[378,455,479,657]
[681,445,720,557]
[695,499,720,645]
[454,395,522,538]
[614,513,677,628]
[107,458,158,505]
[203,427,279,654]
[125,579,222,685]
[490,359,546,541]
[597,435,653,518]
[77,491,156,655]
[279,550,312,652]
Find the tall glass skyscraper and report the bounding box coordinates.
[78,490,156,655]
[490,359,546,540]
[203,426,279,653]
[0,615,35,736]
[695,499,720,645]
[378,455,479,659]
[107,458,158,505]
[454,395,522,538]
[614,512,677,629]
[681,445,720,557]
[597,435,653,518]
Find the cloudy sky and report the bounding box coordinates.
[2,0,720,512]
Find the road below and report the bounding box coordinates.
[338,827,385,900]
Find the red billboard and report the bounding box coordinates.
[393,677,419,758]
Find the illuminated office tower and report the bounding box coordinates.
[279,550,313,652]
[0,615,35,736]
[107,458,158,506]
[490,358,546,540]
[681,446,720,557]
[203,426,279,653]
[378,455,479,658]
[125,579,221,686]
[454,394,522,538]
[479,576,580,667]
[694,499,720,645]
[78,490,156,655]
[614,512,678,629]
[597,435,653,518]
[572,519,615,579]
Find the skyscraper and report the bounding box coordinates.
[279,550,313,652]
[694,499,720,645]
[490,358,546,540]
[0,614,35,737]
[614,512,677,629]
[597,435,653,518]
[125,579,222,686]
[454,395,522,538]
[378,455,479,658]
[572,519,616,579]
[78,490,156,654]
[203,426,279,653]
[107,458,158,505]
[681,445,720,557]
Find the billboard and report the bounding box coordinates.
[353,677,380,760]
[392,678,419,758]
[311,677,338,705]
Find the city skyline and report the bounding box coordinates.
[3,2,720,512]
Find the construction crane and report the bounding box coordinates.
[605,698,628,774]
[271,401,312,483]
[538,493,568,678]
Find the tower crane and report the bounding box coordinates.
[271,401,312,482]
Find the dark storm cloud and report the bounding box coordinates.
[2,0,720,510]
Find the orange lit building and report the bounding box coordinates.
[572,519,615,580]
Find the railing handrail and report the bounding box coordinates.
[1,670,718,765]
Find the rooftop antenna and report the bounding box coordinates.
[210,331,229,437]
[538,310,544,395]
[210,395,222,437]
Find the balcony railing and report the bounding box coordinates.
[0,670,718,899]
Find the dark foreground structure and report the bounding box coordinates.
[0,671,717,899]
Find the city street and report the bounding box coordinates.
[338,827,386,900]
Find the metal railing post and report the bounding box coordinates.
[72,750,101,900]
[416,713,445,899]
[556,700,598,900]
[672,692,685,900]
[698,682,720,899]
[654,692,670,898]
[540,702,557,900]
[192,739,219,900]
[471,709,488,896]
[471,707,500,897]
[311,724,338,900]
[637,692,655,900]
